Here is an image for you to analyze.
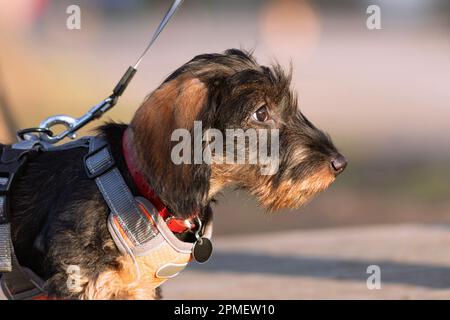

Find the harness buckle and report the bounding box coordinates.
[0,173,14,195]
[84,144,116,179]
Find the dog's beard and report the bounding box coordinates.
[210,160,336,212]
[249,165,336,211]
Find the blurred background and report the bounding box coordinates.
[0,0,449,299]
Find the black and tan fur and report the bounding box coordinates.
[2,49,346,299]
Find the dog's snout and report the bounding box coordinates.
[331,154,347,175]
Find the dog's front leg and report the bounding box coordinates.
[81,255,159,300]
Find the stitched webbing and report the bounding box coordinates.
[85,137,156,246]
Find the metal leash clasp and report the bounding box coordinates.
[36,97,115,143]
[38,115,78,142]
[17,0,184,145]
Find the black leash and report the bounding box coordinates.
[18,0,184,145]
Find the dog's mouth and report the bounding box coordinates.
[209,158,342,212]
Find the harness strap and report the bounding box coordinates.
[84,137,157,251]
[0,254,45,300]
[0,146,30,272]
[0,144,46,300]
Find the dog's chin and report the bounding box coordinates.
[256,188,327,212]
[251,165,337,212]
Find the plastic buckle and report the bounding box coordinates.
[84,145,115,179]
[0,173,13,195]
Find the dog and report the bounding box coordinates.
[3,49,346,299]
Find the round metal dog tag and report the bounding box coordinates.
[192,238,213,263]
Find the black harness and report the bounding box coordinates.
[0,0,187,299]
[0,138,90,299]
[0,142,43,299]
[0,136,212,300]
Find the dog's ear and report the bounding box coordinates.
[130,75,211,217]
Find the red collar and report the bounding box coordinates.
[122,129,197,233]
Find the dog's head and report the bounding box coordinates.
[130,49,346,217]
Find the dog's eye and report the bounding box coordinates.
[252,105,269,122]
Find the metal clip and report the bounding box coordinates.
[17,0,184,145]
[36,97,115,144]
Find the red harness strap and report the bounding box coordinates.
[122,129,197,234]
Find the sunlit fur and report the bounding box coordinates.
[5,49,344,299]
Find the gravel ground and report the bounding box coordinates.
[164,224,450,299]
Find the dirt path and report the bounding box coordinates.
[164,224,450,299]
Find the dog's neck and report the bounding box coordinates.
[122,128,207,225]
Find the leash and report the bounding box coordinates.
[18,0,184,145]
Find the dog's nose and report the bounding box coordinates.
[331,154,347,175]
